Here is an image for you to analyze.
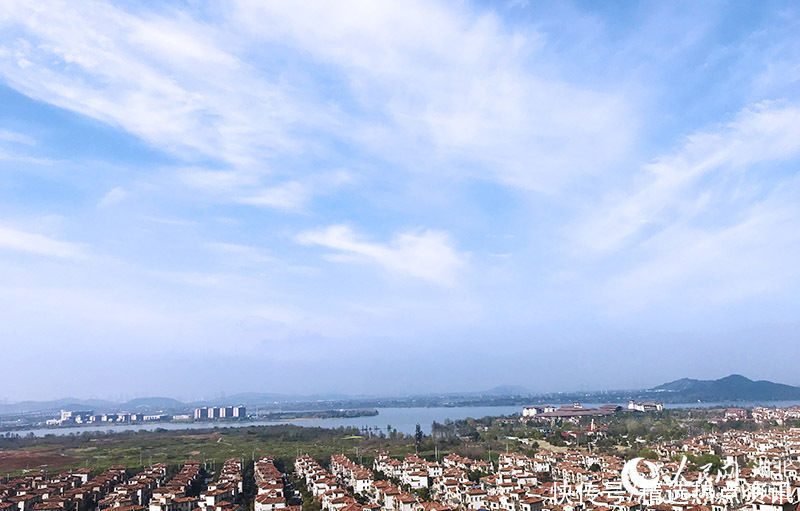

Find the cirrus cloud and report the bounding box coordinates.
[0,225,86,259]
[296,224,466,286]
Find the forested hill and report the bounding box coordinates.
[650,374,800,402]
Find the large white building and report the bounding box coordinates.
[521,405,556,417]
[627,400,663,411]
[193,405,247,420]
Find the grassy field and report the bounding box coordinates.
[0,425,437,477]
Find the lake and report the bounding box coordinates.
[9,400,800,438]
[6,406,519,437]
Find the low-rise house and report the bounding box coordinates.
[254,496,286,511]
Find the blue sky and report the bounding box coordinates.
[1,1,800,401]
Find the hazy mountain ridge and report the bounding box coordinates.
[124,397,186,410]
[3,375,800,416]
[0,393,365,415]
[650,374,800,401]
[0,398,118,415]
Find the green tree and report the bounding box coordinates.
[636,447,659,460]
[467,469,488,482]
[547,429,566,446]
[687,453,723,474]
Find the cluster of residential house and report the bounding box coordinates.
[253,456,296,511]
[298,451,496,511]
[195,459,244,511]
[712,410,750,424]
[627,427,800,509]
[705,407,800,427]
[0,457,249,511]
[373,451,541,511]
[96,463,172,510]
[295,454,381,511]
[0,464,167,511]
[146,458,244,511]
[295,425,800,511]
[750,409,800,425]
[144,461,204,511]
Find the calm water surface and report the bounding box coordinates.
[10,401,800,437]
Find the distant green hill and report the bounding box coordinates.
[650,374,800,402]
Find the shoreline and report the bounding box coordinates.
[5,400,800,437]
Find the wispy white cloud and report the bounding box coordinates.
[0,128,35,146]
[563,100,800,314]
[0,1,307,167]
[97,186,127,208]
[574,101,800,254]
[235,182,309,210]
[205,242,276,264]
[0,128,51,164]
[0,225,85,259]
[0,0,635,201]
[603,178,800,312]
[178,167,354,211]
[296,225,466,285]
[234,0,636,191]
[141,216,198,227]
